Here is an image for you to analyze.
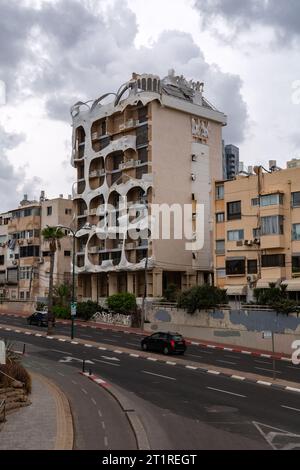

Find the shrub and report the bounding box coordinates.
[163,284,179,302]
[52,305,70,319]
[107,293,137,314]
[177,285,228,314]
[76,301,106,321]
[0,362,32,394]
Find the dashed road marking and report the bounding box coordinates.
[231,375,246,381]
[142,370,176,381]
[207,370,221,375]
[166,361,177,366]
[186,365,198,370]
[281,405,300,413]
[84,344,93,348]
[216,360,237,366]
[130,353,139,358]
[257,381,272,386]
[81,388,88,395]
[93,359,120,367]
[91,398,97,406]
[207,387,247,398]
[98,410,102,418]
[147,357,157,362]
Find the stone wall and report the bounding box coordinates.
[145,306,300,355]
[0,301,36,316]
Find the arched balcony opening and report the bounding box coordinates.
[91,118,108,152]
[74,126,86,160]
[89,157,105,190]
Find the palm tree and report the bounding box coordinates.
[42,226,65,334]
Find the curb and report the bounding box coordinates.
[80,372,150,450]
[31,372,74,450]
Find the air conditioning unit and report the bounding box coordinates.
[12,260,18,266]
[244,240,253,247]
[247,274,257,283]
[135,160,142,166]
[236,241,243,247]
[38,257,44,264]
[18,240,24,245]
[254,238,261,245]
[27,239,33,245]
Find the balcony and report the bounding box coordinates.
[89,169,105,178]
[119,160,142,170]
[260,235,285,249]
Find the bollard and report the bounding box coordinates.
[22,343,26,355]
[82,359,85,373]
[89,368,92,376]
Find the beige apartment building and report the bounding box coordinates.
[213,164,300,301]
[0,193,73,301]
[71,70,227,301]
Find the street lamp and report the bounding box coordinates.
[56,223,92,339]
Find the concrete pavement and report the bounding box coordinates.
[0,372,73,450]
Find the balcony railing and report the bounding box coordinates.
[89,169,105,178]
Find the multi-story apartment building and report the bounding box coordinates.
[0,193,73,301]
[223,144,240,180]
[71,70,227,301]
[213,164,300,301]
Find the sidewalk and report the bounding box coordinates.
[0,310,291,360]
[0,372,73,450]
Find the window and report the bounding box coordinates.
[138,105,148,123]
[292,224,300,241]
[216,268,226,279]
[226,258,246,275]
[20,291,25,300]
[260,193,283,206]
[253,228,261,239]
[261,216,284,235]
[216,213,225,223]
[215,185,224,200]
[292,192,300,208]
[261,254,285,268]
[292,256,300,273]
[251,197,260,207]
[64,251,71,257]
[0,271,6,284]
[47,206,52,216]
[42,251,50,257]
[0,255,4,266]
[137,147,148,163]
[7,268,18,284]
[247,259,258,274]
[227,201,241,220]
[65,208,72,215]
[20,267,32,280]
[227,230,244,241]
[136,124,148,147]
[216,240,225,255]
[20,246,40,258]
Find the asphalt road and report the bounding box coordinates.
[1,325,300,450]
[0,314,299,383]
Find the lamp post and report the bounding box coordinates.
[56,223,92,340]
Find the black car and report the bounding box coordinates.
[141,332,187,355]
[27,311,49,327]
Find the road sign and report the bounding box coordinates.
[262,331,272,339]
[0,340,6,364]
[71,302,77,317]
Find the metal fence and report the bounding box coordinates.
[0,399,6,423]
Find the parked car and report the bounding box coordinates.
[141,332,187,355]
[27,311,53,327]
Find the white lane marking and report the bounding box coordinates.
[231,375,246,381]
[126,342,140,346]
[35,334,42,337]
[187,354,204,359]
[147,357,157,362]
[46,336,54,339]
[207,370,220,375]
[58,339,66,342]
[207,345,216,349]
[15,330,21,333]
[104,436,108,447]
[71,341,78,345]
[98,410,102,418]
[253,421,300,450]
[166,361,177,366]
[285,387,300,393]
[191,342,200,345]
[241,351,252,355]
[103,339,117,343]
[91,398,97,406]
[81,388,88,395]
[52,349,72,355]
[94,378,107,384]
[287,365,300,370]
[92,359,120,367]
[114,350,123,354]
[98,347,107,351]
[186,365,198,370]
[84,344,93,348]
[100,356,120,362]
[57,372,65,377]
[281,405,300,413]
[25,332,32,335]
[257,381,272,386]
[198,350,213,355]
[224,354,240,360]
[207,387,247,398]
[255,360,271,365]
[130,353,139,358]
[216,360,237,365]
[142,370,176,381]
[261,354,271,358]
[5,328,11,331]
[81,334,93,338]
[255,367,282,374]
[281,357,292,362]
[71,380,78,385]
[223,348,233,352]
[102,421,106,430]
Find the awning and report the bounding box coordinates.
[225,285,248,296]
[256,279,280,289]
[281,279,300,292]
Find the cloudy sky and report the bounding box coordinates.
[0,0,299,211]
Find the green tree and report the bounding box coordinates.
[107,293,137,314]
[42,226,65,334]
[53,282,72,307]
[177,285,228,314]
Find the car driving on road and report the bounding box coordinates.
[141,332,187,355]
[27,311,50,327]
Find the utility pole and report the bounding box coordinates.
[141,249,148,331]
